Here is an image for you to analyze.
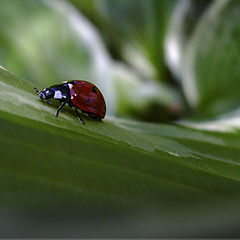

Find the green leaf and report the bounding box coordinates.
[182,0,240,117]
[1,66,240,236]
[165,0,212,79]
[70,0,176,81]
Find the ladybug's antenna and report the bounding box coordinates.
[34,87,45,101]
[34,87,41,95]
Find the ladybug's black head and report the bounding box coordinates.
[34,87,54,100]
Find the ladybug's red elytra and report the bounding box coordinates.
[34,80,106,124]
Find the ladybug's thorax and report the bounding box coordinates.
[48,83,71,100]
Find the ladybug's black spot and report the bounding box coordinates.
[87,98,90,104]
[92,86,97,93]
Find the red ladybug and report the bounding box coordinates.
[34,80,106,124]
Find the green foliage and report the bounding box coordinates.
[1,66,240,234]
[183,0,240,116]
[1,0,240,236]
[70,0,176,80]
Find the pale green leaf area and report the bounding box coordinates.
[183,0,240,116]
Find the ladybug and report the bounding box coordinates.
[34,80,106,124]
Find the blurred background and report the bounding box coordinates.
[0,0,220,123]
[1,0,239,123]
[2,0,240,237]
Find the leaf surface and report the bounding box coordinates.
[1,66,240,237]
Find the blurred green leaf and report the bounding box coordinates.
[0,0,116,115]
[165,0,212,79]
[112,63,183,121]
[2,66,240,236]
[70,0,176,81]
[0,0,182,122]
[0,0,96,87]
[182,0,240,117]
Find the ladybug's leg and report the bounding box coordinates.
[56,101,67,117]
[74,106,85,124]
